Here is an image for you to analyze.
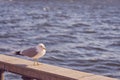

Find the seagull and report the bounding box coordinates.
[14,43,46,65]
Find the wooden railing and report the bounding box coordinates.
[0,54,117,80]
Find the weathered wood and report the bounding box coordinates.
[0,70,4,80]
[0,54,117,80]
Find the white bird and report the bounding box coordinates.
[14,43,46,66]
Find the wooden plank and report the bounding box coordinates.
[0,54,117,80]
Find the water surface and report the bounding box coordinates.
[0,0,120,79]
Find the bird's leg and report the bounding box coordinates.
[37,59,39,65]
[33,59,35,66]
[33,59,37,66]
[33,59,40,66]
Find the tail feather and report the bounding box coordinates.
[14,51,21,55]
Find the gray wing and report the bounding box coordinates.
[21,47,38,57]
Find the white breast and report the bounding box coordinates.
[33,48,46,59]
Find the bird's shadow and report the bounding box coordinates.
[15,64,28,67]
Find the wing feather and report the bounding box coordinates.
[21,47,38,57]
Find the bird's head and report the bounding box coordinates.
[38,43,46,50]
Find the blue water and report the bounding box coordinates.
[0,0,120,79]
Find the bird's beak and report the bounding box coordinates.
[43,47,46,50]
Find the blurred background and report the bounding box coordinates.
[0,0,120,79]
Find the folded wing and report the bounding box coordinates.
[21,47,38,57]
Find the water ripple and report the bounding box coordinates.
[0,0,120,79]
